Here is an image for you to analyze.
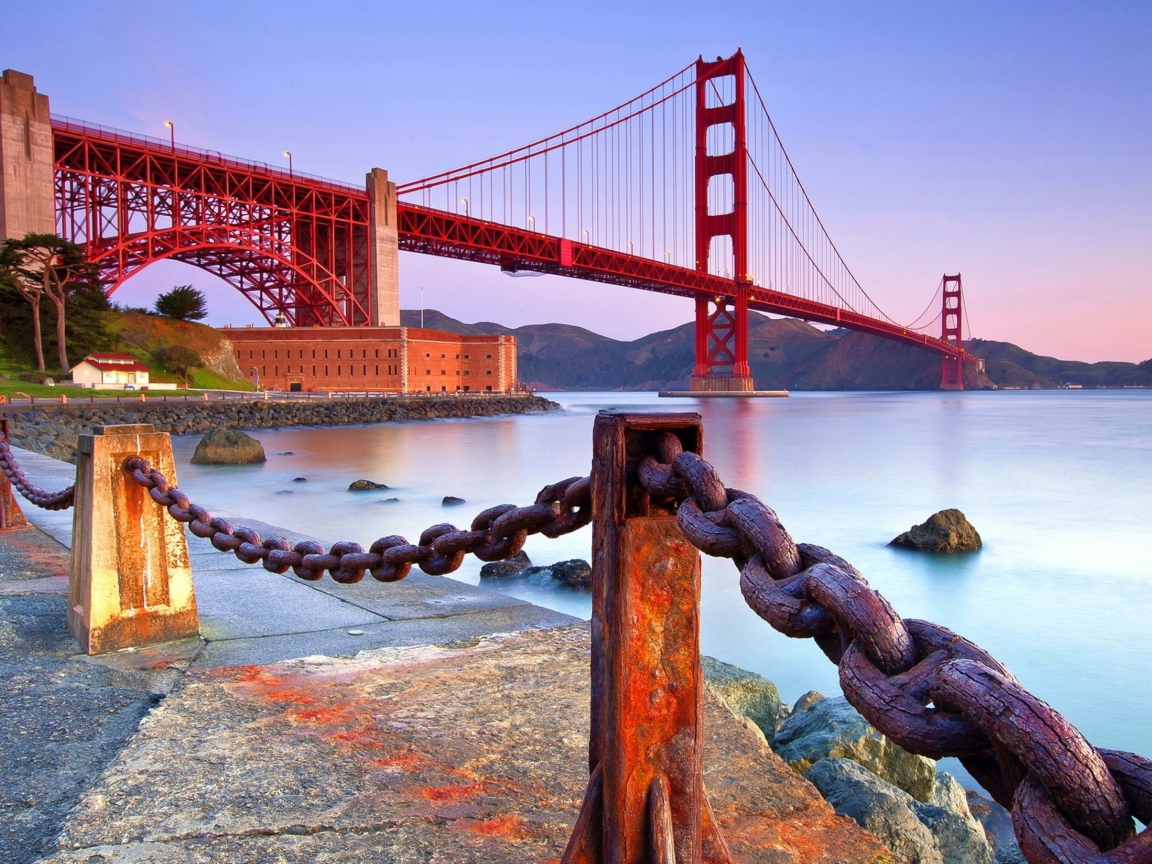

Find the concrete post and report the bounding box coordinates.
[69,424,199,654]
[0,69,56,240]
[366,167,400,326]
[0,418,29,531]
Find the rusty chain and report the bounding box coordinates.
[121,455,591,582]
[5,428,1149,861]
[0,438,75,510]
[636,430,1151,864]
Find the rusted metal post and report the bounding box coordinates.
[0,418,30,531]
[562,411,732,864]
[69,424,199,654]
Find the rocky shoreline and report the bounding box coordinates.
[1,394,559,463]
[704,664,1023,864]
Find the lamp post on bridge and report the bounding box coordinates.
[283,150,293,175]
[164,120,174,151]
[460,197,469,217]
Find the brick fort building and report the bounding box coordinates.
[222,326,517,394]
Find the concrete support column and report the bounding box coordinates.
[69,424,199,654]
[0,69,55,240]
[366,167,400,326]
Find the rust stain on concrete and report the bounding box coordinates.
[44,625,895,863]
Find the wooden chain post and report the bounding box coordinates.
[562,411,732,864]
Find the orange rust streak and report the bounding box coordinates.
[368,753,440,773]
[417,779,510,804]
[464,814,531,840]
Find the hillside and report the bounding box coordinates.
[109,312,250,387]
[402,309,1152,391]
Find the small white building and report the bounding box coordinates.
[70,353,153,389]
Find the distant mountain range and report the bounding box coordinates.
[401,309,1152,391]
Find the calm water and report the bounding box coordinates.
[171,390,1152,784]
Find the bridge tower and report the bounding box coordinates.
[0,70,55,240]
[691,50,754,393]
[940,274,964,390]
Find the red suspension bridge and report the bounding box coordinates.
[1,53,980,389]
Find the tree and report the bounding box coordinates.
[0,270,111,371]
[155,346,204,385]
[154,285,208,321]
[0,233,100,373]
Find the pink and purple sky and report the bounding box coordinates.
[3,1,1149,362]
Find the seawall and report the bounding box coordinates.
[2,394,559,463]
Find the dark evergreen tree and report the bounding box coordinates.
[0,234,101,372]
[154,285,208,321]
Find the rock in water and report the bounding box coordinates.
[522,559,593,590]
[889,509,982,553]
[442,495,466,506]
[549,559,592,589]
[701,656,782,744]
[774,694,937,802]
[479,551,532,580]
[190,428,266,465]
[349,479,388,491]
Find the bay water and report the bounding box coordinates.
[171,390,1152,786]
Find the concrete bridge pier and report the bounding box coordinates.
[367,167,400,327]
[0,69,55,241]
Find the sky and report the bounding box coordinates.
[3,1,1149,362]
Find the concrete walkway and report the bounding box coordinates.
[1,446,891,864]
[10,446,575,670]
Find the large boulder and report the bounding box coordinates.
[807,758,942,864]
[774,694,937,802]
[190,428,265,465]
[806,759,994,864]
[701,656,782,744]
[889,509,981,553]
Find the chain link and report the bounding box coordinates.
[121,455,591,582]
[636,430,1151,864]
[0,438,75,510]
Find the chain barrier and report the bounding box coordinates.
[121,455,591,582]
[4,429,1149,861]
[636,429,1151,864]
[0,438,75,510]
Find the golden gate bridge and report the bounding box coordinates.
[20,51,978,389]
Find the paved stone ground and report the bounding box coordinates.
[0,528,187,864]
[32,624,891,864]
[2,445,896,863]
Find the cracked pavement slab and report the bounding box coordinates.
[39,625,891,864]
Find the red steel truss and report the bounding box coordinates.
[396,204,971,358]
[52,117,373,326]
